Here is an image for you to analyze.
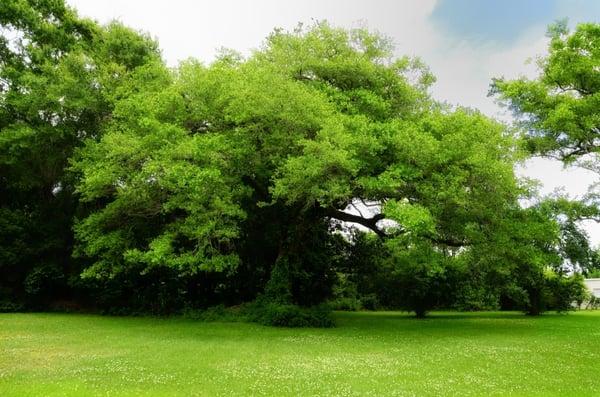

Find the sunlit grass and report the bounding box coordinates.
[1,311,599,396]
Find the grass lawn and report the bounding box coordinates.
[1,311,600,396]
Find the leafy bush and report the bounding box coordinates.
[80,266,202,315]
[587,269,600,278]
[359,294,379,311]
[245,300,334,328]
[507,269,589,314]
[545,272,589,312]
[182,301,335,328]
[378,243,453,318]
[0,300,25,313]
[182,305,245,322]
[24,264,65,298]
[454,283,500,312]
[587,295,600,310]
[328,297,361,311]
[328,272,361,311]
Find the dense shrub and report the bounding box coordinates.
[378,243,455,318]
[587,296,600,310]
[182,305,246,322]
[545,272,589,312]
[182,301,335,328]
[328,272,361,311]
[453,283,501,312]
[245,301,335,328]
[360,294,380,311]
[588,269,600,278]
[80,267,189,315]
[0,300,25,313]
[23,264,66,304]
[328,296,362,311]
[506,270,589,315]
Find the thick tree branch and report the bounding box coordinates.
[327,208,468,247]
[359,198,380,208]
[327,208,387,237]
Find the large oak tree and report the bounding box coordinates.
[72,23,547,310]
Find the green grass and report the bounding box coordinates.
[1,311,600,396]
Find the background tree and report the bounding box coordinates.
[0,0,160,307]
[492,21,600,166]
[492,21,600,279]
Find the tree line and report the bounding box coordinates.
[1,1,599,324]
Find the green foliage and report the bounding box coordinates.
[245,301,335,328]
[182,302,335,328]
[585,248,600,277]
[545,271,589,312]
[505,268,588,315]
[329,231,392,310]
[80,265,190,315]
[23,264,65,302]
[333,200,587,317]
[0,300,25,313]
[588,295,600,309]
[328,296,362,311]
[72,74,248,276]
[0,0,161,307]
[493,22,600,165]
[328,272,362,311]
[383,241,453,317]
[588,268,600,278]
[182,304,246,322]
[334,231,454,315]
[453,284,501,312]
[453,268,502,312]
[359,294,380,311]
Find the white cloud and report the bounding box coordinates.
[67,0,438,66]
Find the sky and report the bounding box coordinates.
[66,0,600,243]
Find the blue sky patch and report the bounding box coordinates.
[430,0,600,45]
